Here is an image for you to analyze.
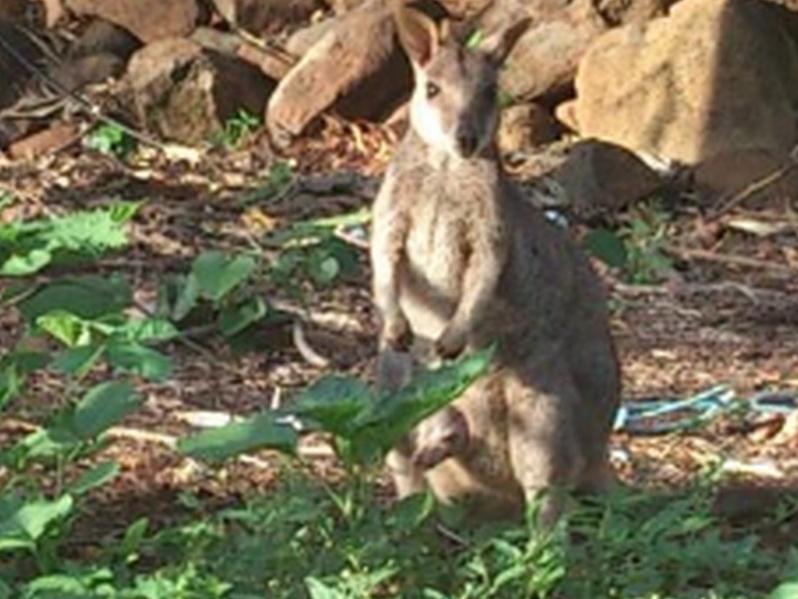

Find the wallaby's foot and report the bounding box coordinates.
[376,347,415,394]
[383,312,413,352]
[411,408,469,469]
[435,324,467,360]
[525,487,565,532]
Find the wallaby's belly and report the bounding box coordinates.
[400,196,467,341]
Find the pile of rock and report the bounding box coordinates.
[1,0,797,207]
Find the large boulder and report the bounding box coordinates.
[210,0,322,34]
[266,0,410,145]
[65,0,200,43]
[126,38,275,145]
[565,0,798,164]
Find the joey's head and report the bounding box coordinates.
[395,3,531,160]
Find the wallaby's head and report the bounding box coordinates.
[395,3,531,159]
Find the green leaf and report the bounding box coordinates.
[0,351,49,410]
[53,344,105,376]
[117,517,148,559]
[171,274,200,321]
[63,380,141,439]
[290,376,374,437]
[388,491,436,532]
[0,495,73,552]
[350,347,494,462]
[771,580,798,599]
[19,275,131,323]
[106,340,172,381]
[218,297,267,337]
[307,253,340,286]
[0,249,52,276]
[582,228,628,269]
[178,411,297,461]
[36,311,90,347]
[465,28,485,50]
[305,577,346,599]
[121,318,180,343]
[192,251,257,302]
[67,461,119,495]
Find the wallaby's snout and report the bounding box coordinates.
[455,122,479,157]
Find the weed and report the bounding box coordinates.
[212,110,261,149]
[583,200,674,284]
[84,123,136,158]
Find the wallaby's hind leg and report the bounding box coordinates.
[506,372,586,530]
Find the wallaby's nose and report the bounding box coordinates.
[455,128,478,157]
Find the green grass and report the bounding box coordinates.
[4,468,791,598]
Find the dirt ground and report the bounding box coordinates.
[1,125,797,556]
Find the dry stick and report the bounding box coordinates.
[710,146,798,219]
[669,245,796,276]
[1,416,332,466]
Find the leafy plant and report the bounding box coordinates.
[212,109,261,149]
[583,200,673,284]
[239,161,295,206]
[84,123,136,158]
[0,202,140,276]
[266,209,368,292]
[179,347,494,469]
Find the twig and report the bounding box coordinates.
[669,246,796,276]
[709,148,798,219]
[292,320,331,368]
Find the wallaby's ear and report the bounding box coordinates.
[395,4,442,67]
[480,16,532,65]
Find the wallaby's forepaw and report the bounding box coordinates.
[435,325,467,359]
[383,312,413,351]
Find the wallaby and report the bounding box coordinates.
[371,2,621,525]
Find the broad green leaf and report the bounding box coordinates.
[121,318,180,343]
[307,253,340,286]
[305,577,346,599]
[218,297,267,337]
[53,344,105,376]
[0,249,52,276]
[36,311,90,347]
[192,251,257,302]
[0,495,73,551]
[106,340,172,381]
[19,276,131,323]
[19,568,114,599]
[582,228,628,269]
[290,376,373,437]
[0,203,138,277]
[8,428,77,464]
[65,380,141,439]
[771,580,798,599]
[178,411,297,461]
[67,461,119,495]
[117,517,148,559]
[350,347,494,462]
[171,273,200,321]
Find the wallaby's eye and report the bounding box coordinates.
[426,82,441,99]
